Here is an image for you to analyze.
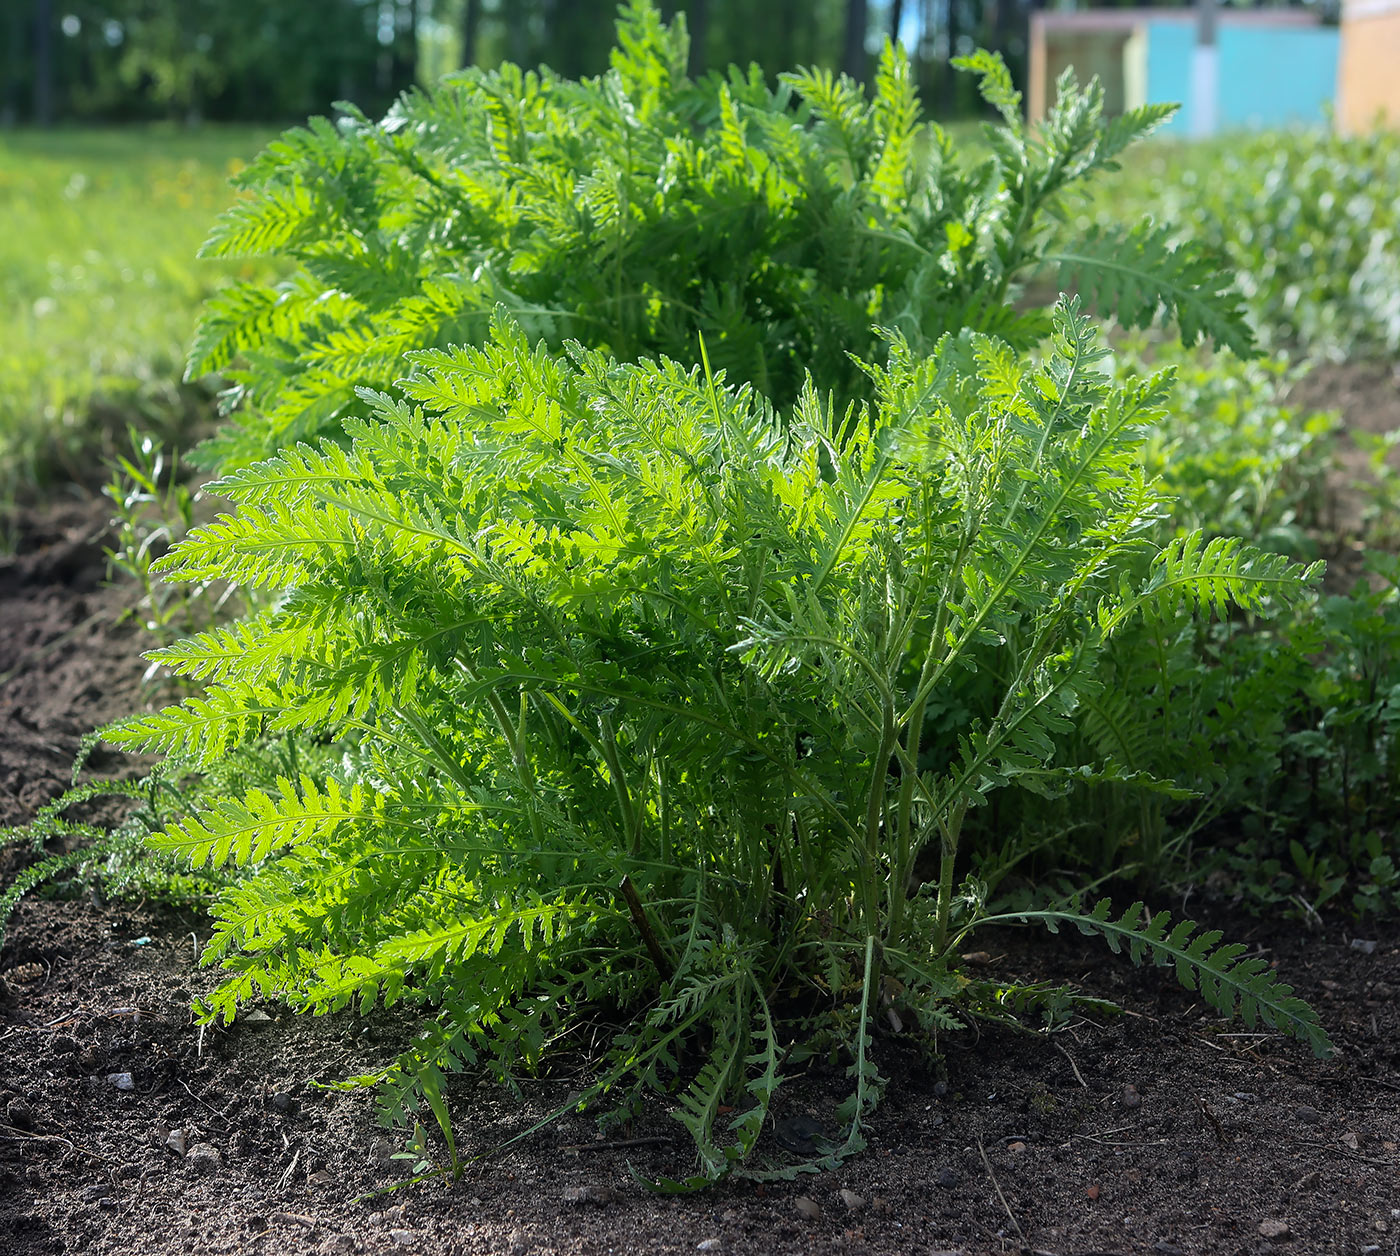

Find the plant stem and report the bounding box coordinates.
[618,874,673,981]
[933,799,965,953]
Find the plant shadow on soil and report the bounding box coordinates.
[3,365,1400,1256]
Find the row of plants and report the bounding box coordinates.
[1087,126,1400,360]
[7,0,1399,1188]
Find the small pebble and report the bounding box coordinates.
[165,1129,188,1156]
[268,1092,298,1115]
[1342,1131,1361,1151]
[1121,1084,1141,1110]
[388,1231,416,1247]
[794,1196,821,1221]
[935,1167,959,1189]
[1006,1141,1027,1153]
[81,1183,107,1202]
[187,1143,222,1174]
[508,1228,529,1254]
[241,1009,274,1029]
[562,1184,616,1206]
[1258,1219,1290,1239]
[1086,1184,1100,1201]
[696,1241,723,1253]
[1351,938,1378,955]
[1293,1105,1321,1125]
[839,1189,866,1211]
[106,1073,135,1092]
[6,1098,35,1129]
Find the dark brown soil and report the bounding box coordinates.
[0,494,150,831]
[2,896,1397,1256]
[2,374,1400,1256]
[1288,359,1400,574]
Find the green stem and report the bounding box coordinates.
[932,800,965,954]
[861,701,899,946]
[888,531,969,944]
[448,661,546,850]
[597,714,642,858]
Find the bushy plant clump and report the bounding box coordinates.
[12,1,1352,1187]
[103,304,1328,1182]
[189,0,1249,472]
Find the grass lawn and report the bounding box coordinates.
[0,125,276,509]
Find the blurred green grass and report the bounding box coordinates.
[0,126,276,508]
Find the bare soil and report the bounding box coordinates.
[1290,358,1400,579]
[3,365,1400,1256]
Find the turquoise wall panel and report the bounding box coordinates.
[1217,27,1339,129]
[1145,20,1195,134]
[1144,21,1339,134]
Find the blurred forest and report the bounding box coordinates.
[3,0,1038,126]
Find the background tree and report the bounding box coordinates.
[3,0,1321,129]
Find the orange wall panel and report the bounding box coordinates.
[1339,4,1400,131]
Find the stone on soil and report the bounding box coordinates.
[187,1142,222,1174]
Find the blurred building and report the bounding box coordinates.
[1028,7,1339,135]
[1337,0,1400,130]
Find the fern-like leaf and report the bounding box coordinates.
[991,901,1333,1058]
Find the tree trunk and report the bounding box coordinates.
[687,0,709,76]
[943,0,959,112]
[841,0,868,80]
[461,0,480,68]
[917,0,937,98]
[2,0,24,125]
[33,0,53,126]
[889,0,905,49]
[400,0,419,93]
[505,0,529,66]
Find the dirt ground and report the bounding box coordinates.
[3,362,1400,1256]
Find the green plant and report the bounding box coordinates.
[1064,550,1400,917]
[100,304,1327,1186]
[0,726,347,947]
[1134,344,1337,552]
[103,427,250,642]
[1352,428,1400,549]
[188,1,1249,474]
[996,344,1337,880]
